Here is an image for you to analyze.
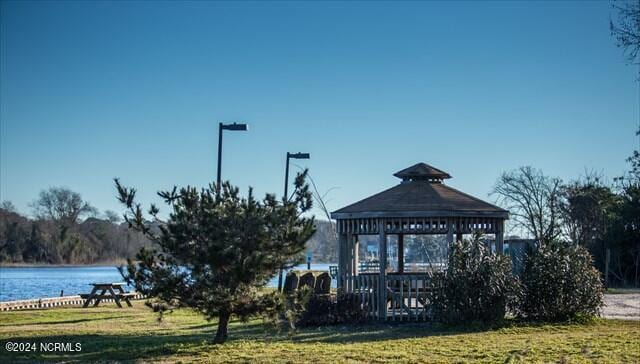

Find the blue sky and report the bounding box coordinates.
[1,1,638,221]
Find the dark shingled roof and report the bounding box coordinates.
[331,163,508,219]
[393,162,451,180]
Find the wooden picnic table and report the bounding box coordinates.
[81,282,134,308]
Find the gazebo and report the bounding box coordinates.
[330,162,509,321]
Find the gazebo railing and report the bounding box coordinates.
[341,273,380,319]
[358,260,447,274]
[340,273,435,321]
[358,260,380,273]
[386,274,432,321]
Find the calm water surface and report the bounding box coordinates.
[0,263,334,302]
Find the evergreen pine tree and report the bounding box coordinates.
[115,171,315,343]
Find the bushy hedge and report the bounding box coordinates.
[296,293,368,327]
[290,242,603,327]
[519,241,604,321]
[429,237,520,324]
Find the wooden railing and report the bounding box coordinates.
[358,261,447,274]
[386,274,432,321]
[341,274,379,319]
[0,293,145,311]
[341,273,434,321]
[358,260,380,273]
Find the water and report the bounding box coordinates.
[0,263,335,302]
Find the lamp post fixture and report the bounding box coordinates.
[283,152,311,200]
[278,152,311,291]
[217,122,249,191]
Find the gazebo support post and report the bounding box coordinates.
[446,218,454,244]
[495,220,504,254]
[346,232,354,292]
[352,235,359,276]
[337,232,347,290]
[397,234,404,273]
[378,219,387,320]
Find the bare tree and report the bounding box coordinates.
[306,173,339,242]
[611,0,640,64]
[1,201,16,213]
[491,166,563,246]
[31,187,97,228]
[291,163,339,241]
[104,210,122,224]
[560,171,617,247]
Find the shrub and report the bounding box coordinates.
[335,293,369,324]
[296,293,368,327]
[429,236,520,324]
[519,241,604,321]
[296,294,334,327]
[279,286,313,330]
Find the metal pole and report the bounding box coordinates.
[284,152,290,201]
[216,122,223,191]
[278,153,291,292]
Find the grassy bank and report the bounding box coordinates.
[0,302,638,363]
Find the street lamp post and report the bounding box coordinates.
[278,152,311,291]
[217,122,249,191]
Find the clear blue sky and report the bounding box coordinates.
[1,1,638,221]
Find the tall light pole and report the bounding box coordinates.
[278,152,310,291]
[217,122,248,191]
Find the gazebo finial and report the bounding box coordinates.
[393,162,452,183]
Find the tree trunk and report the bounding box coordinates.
[214,310,230,344]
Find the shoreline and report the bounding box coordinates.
[0,261,127,268]
[0,262,334,268]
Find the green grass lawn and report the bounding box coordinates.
[0,302,638,363]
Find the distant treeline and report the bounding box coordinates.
[0,208,150,264]
[0,192,338,265]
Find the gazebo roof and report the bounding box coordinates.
[331,163,508,219]
[393,162,451,181]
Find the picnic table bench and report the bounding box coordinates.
[81,282,133,308]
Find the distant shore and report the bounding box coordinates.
[0,261,127,268]
[0,261,333,268]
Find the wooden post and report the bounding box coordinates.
[337,232,347,290]
[346,232,353,274]
[495,220,504,254]
[398,234,404,273]
[446,218,454,244]
[455,217,462,242]
[353,235,359,276]
[378,219,387,320]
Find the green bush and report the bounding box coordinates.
[519,241,604,321]
[296,293,368,327]
[429,236,520,324]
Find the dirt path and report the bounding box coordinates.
[603,294,640,320]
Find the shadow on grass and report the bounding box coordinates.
[0,318,277,363]
[0,315,135,327]
[0,332,210,363]
[0,318,598,363]
[289,321,508,344]
[285,317,606,344]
